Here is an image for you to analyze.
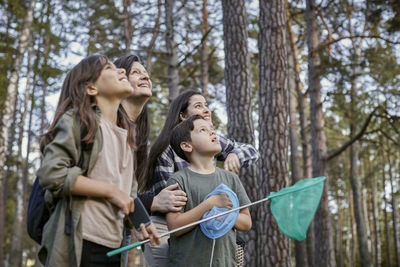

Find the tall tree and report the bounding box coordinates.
[221,0,258,265]
[305,0,336,265]
[123,0,134,54]
[258,0,290,265]
[381,139,393,267]
[165,0,179,101]
[386,139,399,267]
[8,44,34,267]
[200,0,210,100]
[287,3,308,266]
[0,1,36,261]
[347,13,373,263]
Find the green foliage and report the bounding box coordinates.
[365,44,400,87]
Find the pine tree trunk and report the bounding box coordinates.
[258,0,290,265]
[0,0,36,195]
[201,0,210,100]
[40,1,51,132]
[0,1,36,263]
[220,0,258,265]
[349,189,357,266]
[305,0,336,265]
[287,17,308,267]
[165,0,179,101]
[349,140,373,266]
[386,141,399,267]
[371,167,381,266]
[123,0,134,54]
[287,5,314,265]
[381,139,393,267]
[367,149,381,266]
[336,186,343,267]
[27,72,40,266]
[348,37,373,267]
[8,45,34,267]
[1,83,20,266]
[146,0,162,75]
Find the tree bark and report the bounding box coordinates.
[371,167,381,266]
[8,44,34,267]
[305,0,336,265]
[386,140,399,267]
[220,0,258,265]
[258,0,290,265]
[123,0,134,54]
[165,0,179,101]
[0,0,36,193]
[335,185,343,267]
[349,189,357,267]
[0,1,36,262]
[348,41,373,266]
[201,0,210,100]
[146,0,162,75]
[381,138,392,267]
[287,5,314,265]
[27,71,40,267]
[40,0,51,132]
[367,149,381,266]
[287,14,308,267]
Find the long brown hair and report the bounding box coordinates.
[114,54,150,189]
[144,90,202,191]
[40,54,136,152]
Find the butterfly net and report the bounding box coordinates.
[268,176,326,241]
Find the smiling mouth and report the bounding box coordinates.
[138,83,150,88]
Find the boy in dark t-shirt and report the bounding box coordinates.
[166,115,252,266]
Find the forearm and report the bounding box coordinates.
[71,175,113,198]
[234,208,252,231]
[166,200,212,236]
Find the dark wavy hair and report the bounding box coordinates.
[114,54,150,188]
[143,89,202,191]
[41,54,136,152]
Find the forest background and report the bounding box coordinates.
[1,0,400,266]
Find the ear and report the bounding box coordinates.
[86,83,98,96]
[179,112,187,121]
[180,141,192,153]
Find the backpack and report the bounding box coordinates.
[27,177,51,244]
[27,147,85,244]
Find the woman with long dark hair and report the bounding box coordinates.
[139,89,259,266]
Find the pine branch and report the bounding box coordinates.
[326,107,378,161]
[321,35,400,47]
[177,26,214,68]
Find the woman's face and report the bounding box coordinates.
[180,94,212,123]
[128,62,152,98]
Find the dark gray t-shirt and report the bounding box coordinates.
[166,167,251,267]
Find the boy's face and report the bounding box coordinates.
[187,119,221,156]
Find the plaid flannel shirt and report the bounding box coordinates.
[138,134,259,213]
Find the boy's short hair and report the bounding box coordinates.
[170,114,204,161]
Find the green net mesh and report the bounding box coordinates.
[268,176,326,241]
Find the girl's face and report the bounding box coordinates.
[128,62,152,98]
[91,62,133,100]
[180,94,212,123]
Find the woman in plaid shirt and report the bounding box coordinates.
[138,90,259,266]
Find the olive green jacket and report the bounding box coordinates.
[37,109,137,266]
